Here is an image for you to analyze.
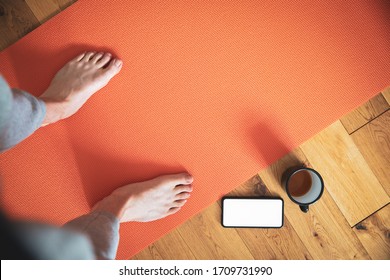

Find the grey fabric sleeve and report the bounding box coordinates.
[12,221,96,260]
[0,76,46,152]
[63,210,120,260]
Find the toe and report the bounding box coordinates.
[175,192,191,200]
[173,199,187,207]
[167,207,181,216]
[96,53,112,68]
[102,58,123,77]
[72,52,86,62]
[81,51,95,62]
[159,173,194,186]
[174,185,193,193]
[91,52,104,63]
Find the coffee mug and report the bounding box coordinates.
[281,167,324,213]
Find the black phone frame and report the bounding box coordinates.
[221,196,284,229]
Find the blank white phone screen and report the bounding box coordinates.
[222,198,283,228]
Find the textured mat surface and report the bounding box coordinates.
[0,0,389,259]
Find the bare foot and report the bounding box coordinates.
[92,173,193,222]
[39,51,123,125]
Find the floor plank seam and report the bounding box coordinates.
[348,107,390,135]
[176,227,199,260]
[351,202,390,229]
[234,229,258,260]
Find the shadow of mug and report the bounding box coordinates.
[281,167,324,213]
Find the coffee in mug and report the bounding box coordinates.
[282,167,324,213]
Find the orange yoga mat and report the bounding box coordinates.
[0,0,389,259]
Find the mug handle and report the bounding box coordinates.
[299,205,309,213]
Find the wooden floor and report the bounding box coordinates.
[1,0,389,260]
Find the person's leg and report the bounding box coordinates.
[0,78,46,152]
[1,52,124,259]
[0,52,122,152]
[64,173,193,259]
[39,51,123,125]
[37,52,124,257]
[63,210,119,260]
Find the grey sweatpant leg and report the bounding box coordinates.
[64,211,120,260]
[1,75,120,259]
[0,76,46,152]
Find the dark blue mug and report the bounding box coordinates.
[281,167,324,213]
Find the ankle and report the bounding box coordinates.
[92,192,128,221]
[39,97,66,126]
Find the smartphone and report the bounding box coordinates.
[222,197,284,228]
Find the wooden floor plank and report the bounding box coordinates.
[25,0,76,24]
[300,121,389,227]
[154,230,197,260]
[226,175,313,260]
[0,3,19,52]
[175,202,255,259]
[132,228,196,260]
[25,0,61,23]
[350,111,390,196]
[353,203,390,260]
[382,87,390,105]
[340,93,389,134]
[131,243,163,260]
[258,148,370,259]
[52,0,77,10]
[0,0,40,51]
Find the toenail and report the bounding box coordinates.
[114,59,122,67]
[185,174,193,182]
